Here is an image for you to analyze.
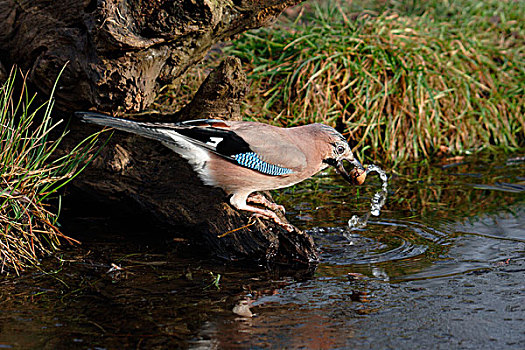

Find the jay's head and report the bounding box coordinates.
[316,125,366,185]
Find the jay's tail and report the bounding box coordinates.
[74,111,172,142]
[75,111,213,180]
[75,110,201,156]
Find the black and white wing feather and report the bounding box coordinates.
[75,112,297,176]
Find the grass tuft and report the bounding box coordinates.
[226,0,524,163]
[0,68,101,274]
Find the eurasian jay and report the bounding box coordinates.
[75,112,366,231]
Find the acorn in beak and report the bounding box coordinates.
[334,158,367,185]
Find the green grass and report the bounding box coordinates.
[225,0,524,164]
[0,68,101,274]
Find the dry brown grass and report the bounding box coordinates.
[226,0,524,164]
[1,69,100,274]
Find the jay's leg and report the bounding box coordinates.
[247,193,286,213]
[230,192,294,232]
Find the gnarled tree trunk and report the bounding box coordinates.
[0,0,299,112]
[0,0,319,266]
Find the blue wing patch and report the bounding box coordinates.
[233,152,293,176]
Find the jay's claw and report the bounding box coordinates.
[232,193,293,231]
[250,213,294,232]
[247,193,286,214]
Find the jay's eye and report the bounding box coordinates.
[335,145,346,155]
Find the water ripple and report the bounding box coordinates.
[309,205,524,282]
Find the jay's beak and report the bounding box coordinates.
[334,157,366,185]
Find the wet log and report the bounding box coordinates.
[0,0,319,265]
[70,57,318,266]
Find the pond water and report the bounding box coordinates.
[0,154,524,349]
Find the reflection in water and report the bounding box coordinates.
[195,206,524,349]
[0,155,524,349]
[194,306,358,349]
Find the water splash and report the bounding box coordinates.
[366,164,389,184]
[347,165,389,232]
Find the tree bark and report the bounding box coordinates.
[0,0,319,266]
[0,0,300,112]
[0,61,6,82]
